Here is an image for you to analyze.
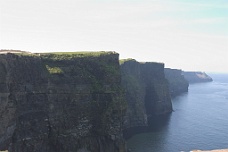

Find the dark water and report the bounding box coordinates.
[127,73,228,152]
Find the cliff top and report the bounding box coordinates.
[120,58,164,65]
[39,51,116,56]
[39,51,118,61]
[0,50,118,58]
[119,58,136,64]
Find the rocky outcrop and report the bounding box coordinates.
[164,68,189,97]
[120,59,172,133]
[183,71,213,83]
[0,52,126,152]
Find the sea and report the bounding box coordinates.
[127,73,228,152]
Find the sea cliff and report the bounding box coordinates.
[165,68,189,97]
[0,52,126,152]
[120,59,172,137]
[0,51,184,152]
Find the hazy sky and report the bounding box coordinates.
[0,0,228,72]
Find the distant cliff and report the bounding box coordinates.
[183,71,213,83]
[120,59,172,133]
[164,68,189,97]
[0,52,126,152]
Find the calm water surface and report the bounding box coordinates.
[127,73,228,152]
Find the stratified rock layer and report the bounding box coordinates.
[120,59,172,131]
[0,52,126,152]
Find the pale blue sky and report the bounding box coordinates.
[0,0,227,72]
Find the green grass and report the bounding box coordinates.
[119,58,136,65]
[39,51,116,60]
[43,51,114,55]
[45,65,63,74]
[1,51,117,58]
[2,51,117,60]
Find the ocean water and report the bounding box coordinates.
[127,73,228,152]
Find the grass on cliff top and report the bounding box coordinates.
[119,58,136,65]
[40,51,117,59]
[119,58,164,65]
[1,51,117,59]
[39,51,117,62]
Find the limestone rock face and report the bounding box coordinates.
[164,68,189,97]
[0,52,126,152]
[120,59,172,130]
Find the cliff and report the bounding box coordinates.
[183,71,213,83]
[120,59,172,132]
[0,52,126,152]
[164,68,189,97]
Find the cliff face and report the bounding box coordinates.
[120,60,172,130]
[164,68,189,97]
[0,52,126,152]
[183,71,213,83]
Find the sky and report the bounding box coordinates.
[0,0,228,72]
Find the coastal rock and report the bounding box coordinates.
[0,52,127,152]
